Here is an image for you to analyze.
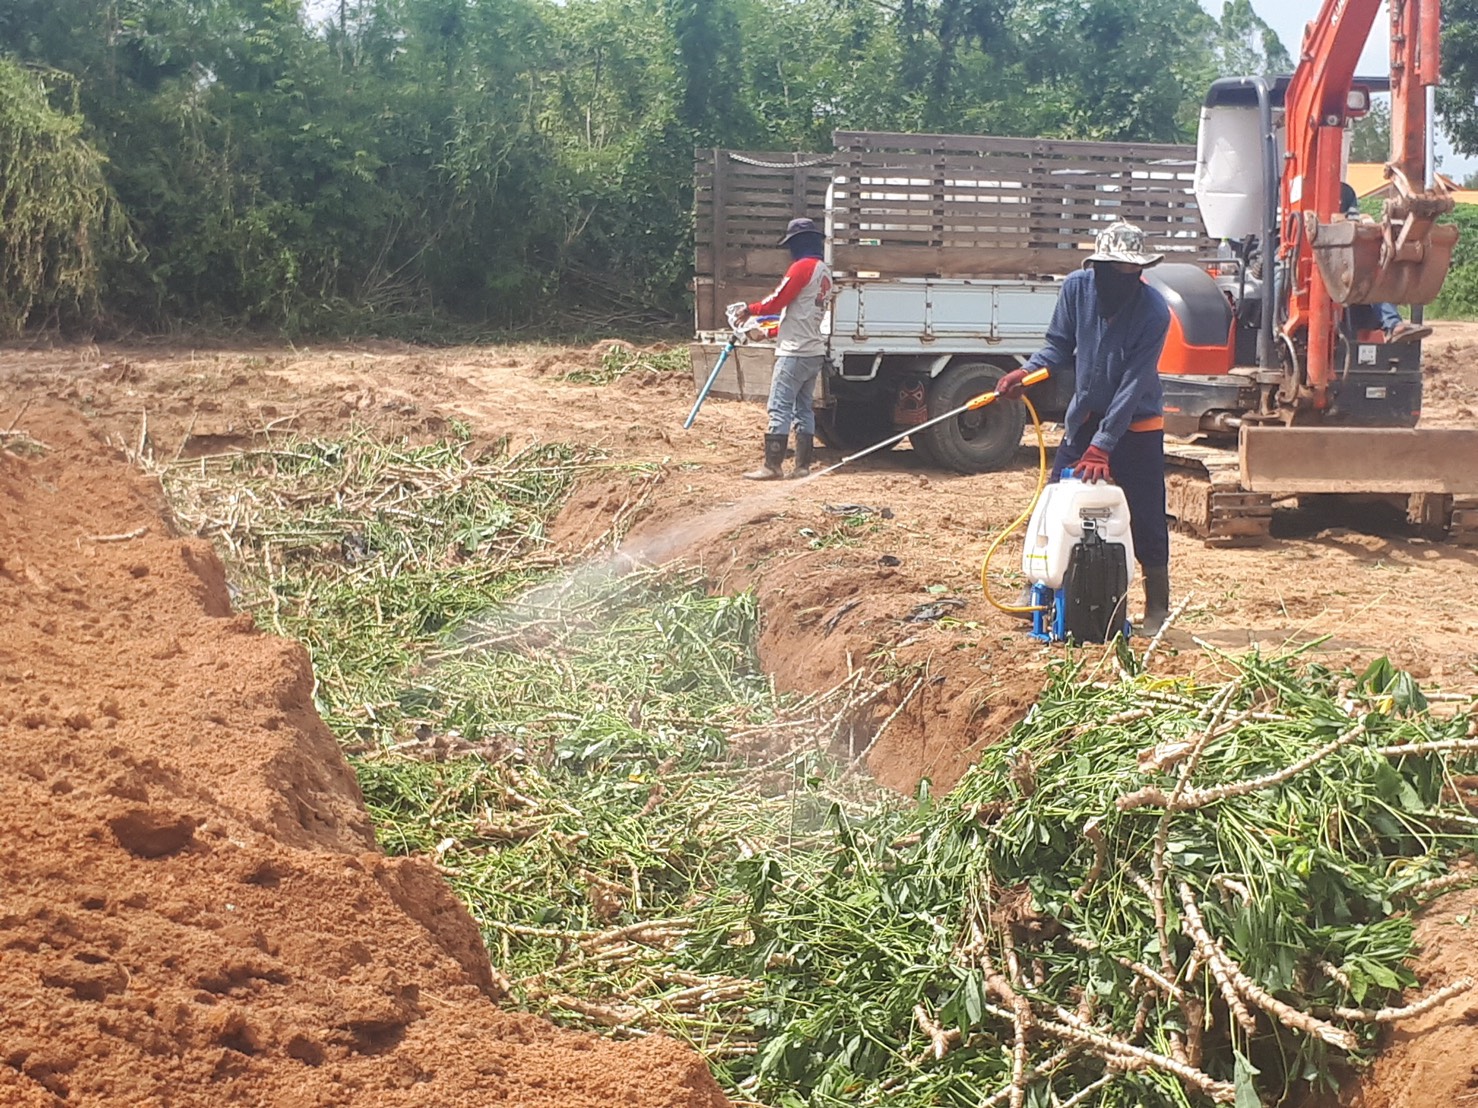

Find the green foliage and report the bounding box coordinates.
[1207,0,1292,77]
[0,59,126,334]
[3,0,1294,333]
[1429,204,1478,319]
[1350,99,1393,164]
[563,343,690,384]
[1440,0,1478,156]
[161,428,1478,1107]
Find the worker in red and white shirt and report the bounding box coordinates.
[736,217,832,479]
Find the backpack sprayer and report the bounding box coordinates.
[809,366,1133,644]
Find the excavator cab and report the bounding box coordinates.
[1190,75,1456,357]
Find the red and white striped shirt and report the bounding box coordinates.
[748,257,832,357]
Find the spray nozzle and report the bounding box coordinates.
[963,367,1050,411]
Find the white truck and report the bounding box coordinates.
[691,131,1207,475]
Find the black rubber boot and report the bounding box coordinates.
[743,434,788,480]
[790,432,815,478]
[1139,566,1171,636]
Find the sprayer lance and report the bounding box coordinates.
[810,368,1050,479]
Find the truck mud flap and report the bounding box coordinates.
[688,342,771,403]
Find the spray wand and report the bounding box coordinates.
[806,366,1054,615]
[809,367,1050,479]
[685,304,779,430]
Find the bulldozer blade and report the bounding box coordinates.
[1309,218,1459,306]
[1239,427,1478,495]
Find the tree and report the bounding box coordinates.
[1350,99,1392,163]
[0,0,1303,334]
[0,60,125,334]
[1208,0,1292,78]
[1007,0,1223,142]
[1439,0,1478,155]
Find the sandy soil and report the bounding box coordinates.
[1,322,1476,1105]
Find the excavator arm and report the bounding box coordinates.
[1280,0,1456,411]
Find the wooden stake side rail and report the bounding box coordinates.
[694,132,1216,329]
[829,130,1211,280]
[832,131,1200,160]
[695,148,834,330]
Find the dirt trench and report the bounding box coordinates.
[0,405,729,1107]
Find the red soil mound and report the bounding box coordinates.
[1349,886,1478,1108]
[0,407,728,1107]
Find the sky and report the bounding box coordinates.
[1199,0,1477,177]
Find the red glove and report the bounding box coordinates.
[1075,445,1112,483]
[995,368,1030,398]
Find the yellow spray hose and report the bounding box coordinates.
[976,373,1051,614]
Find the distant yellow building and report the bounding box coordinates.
[1347,162,1478,205]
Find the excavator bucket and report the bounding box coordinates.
[1308,212,1459,306]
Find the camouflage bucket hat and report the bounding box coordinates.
[1086,221,1163,267]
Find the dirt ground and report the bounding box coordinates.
[5,327,1476,788]
[1,323,1477,1105]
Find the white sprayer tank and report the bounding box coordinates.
[1021,475,1137,590]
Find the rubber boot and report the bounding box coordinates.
[743,434,787,481]
[1138,566,1171,637]
[790,432,815,478]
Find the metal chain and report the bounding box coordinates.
[726,152,834,169]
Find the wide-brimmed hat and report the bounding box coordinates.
[1085,221,1163,267]
[779,217,823,244]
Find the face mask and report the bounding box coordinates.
[788,234,824,261]
[1093,262,1142,318]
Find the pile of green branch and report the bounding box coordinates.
[563,344,691,385]
[160,428,659,736]
[159,430,1478,1108]
[715,655,1478,1107]
[159,429,896,1065]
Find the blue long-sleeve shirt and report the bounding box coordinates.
[1024,268,1171,453]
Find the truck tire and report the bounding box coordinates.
[915,362,1027,473]
[815,397,897,454]
[909,429,940,465]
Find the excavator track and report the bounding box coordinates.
[1164,440,1275,547]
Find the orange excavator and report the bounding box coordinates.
[1142,0,1477,543]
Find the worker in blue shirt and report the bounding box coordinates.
[997,221,1174,635]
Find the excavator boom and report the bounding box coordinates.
[1281,0,1455,409]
